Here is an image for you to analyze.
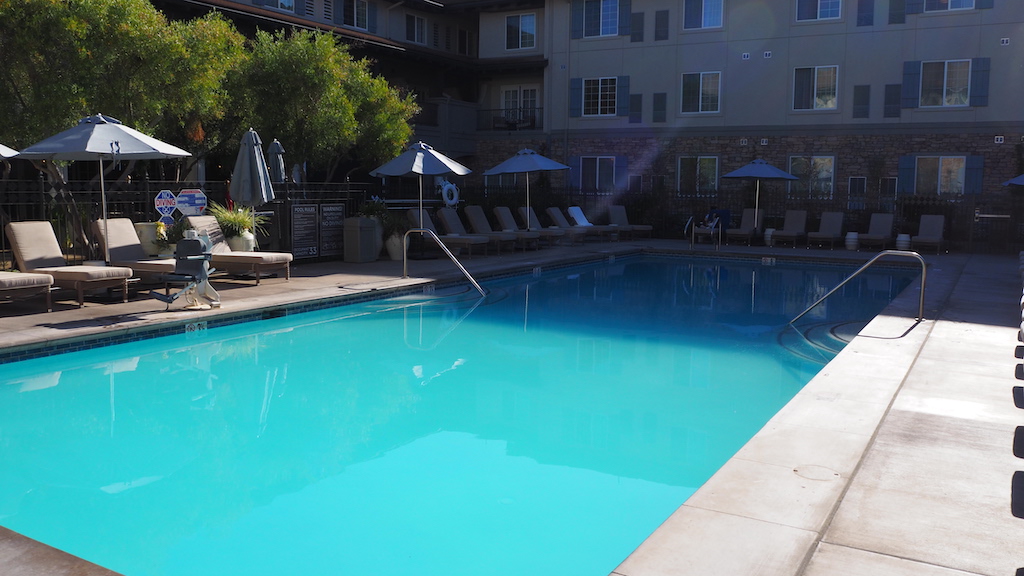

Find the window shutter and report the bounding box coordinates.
[571,0,584,39]
[630,13,644,42]
[618,0,632,36]
[334,0,344,24]
[905,0,923,14]
[569,78,583,118]
[897,156,916,195]
[344,0,354,25]
[889,0,906,24]
[884,84,902,117]
[629,94,642,123]
[616,76,631,116]
[857,0,874,26]
[853,85,870,118]
[683,0,702,29]
[294,0,305,14]
[654,10,669,40]
[793,68,814,110]
[970,57,990,107]
[368,3,378,33]
[653,93,667,122]
[976,0,994,8]
[901,61,921,108]
[965,156,984,195]
[797,0,818,21]
[615,156,629,191]
[682,74,700,113]
[568,156,581,190]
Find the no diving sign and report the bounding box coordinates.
[175,188,208,216]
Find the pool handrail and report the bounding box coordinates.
[789,249,927,325]
[403,227,487,297]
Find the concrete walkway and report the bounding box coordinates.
[1,240,1020,575]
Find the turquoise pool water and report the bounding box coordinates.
[0,255,915,576]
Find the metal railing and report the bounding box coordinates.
[789,249,928,324]
[402,228,487,297]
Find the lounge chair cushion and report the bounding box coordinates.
[0,271,53,290]
[92,218,175,274]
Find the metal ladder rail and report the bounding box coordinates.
[789,250,927,325]
[402,228,487,297]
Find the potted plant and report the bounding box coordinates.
[208,201,267,251]
[356,196,388,256]
[154,218,189,257]
[381,210,410,260]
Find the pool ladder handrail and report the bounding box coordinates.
[403,228,487,297]
[789,249,927,325]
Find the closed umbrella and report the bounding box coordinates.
[17,114,191,263]
[483,149,569,231]
[267,139,286,183]
[229,129,274,248]
[721,159,798,231]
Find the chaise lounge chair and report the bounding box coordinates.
[465,205,538,252]
[0,271,54,311]
[911,214,945,254]
[771,210,807,247]
[92,218,175,280]
[806,211,845,249]
[407,208,490,257]
[608,205,653,238]
[493,206,561,247]
[544,207,598,243]
[858,213,894,250]
[5,221,133,307]
[437,207,514,254]
[520,206,586,245]
[566,206,619,240]
[184,215,292,285]
[725,208,765,245]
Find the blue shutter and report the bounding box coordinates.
[970,57,990,107]
[569,78,583,117]
[368,3,378,33]
[630,12,644,42]
[616,76,630,117]
[568,156,581,190]
[628,94,642,123]
[965,156,984,195]
[897,156,916,195]
[906,0,923,14]
[888,0,906,24]
[571,0,584,38]
[976,0,994,8]
[618,0,632,36]
[295,0,306,14]
[684,0,702,29]
[797,0,818,21]
[901,61,921,108]
[334,0,344,24]
[615,156,629,191]
[653,93,667,122]
[857,0,874,26]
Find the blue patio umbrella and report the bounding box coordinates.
[483,149,569,231]
[0,143,17,158]
[722,159,798,230]
[370,141,471,232]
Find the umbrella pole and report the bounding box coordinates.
[525,172,531,231]
[754,179,760,232]
[100,158,110,263]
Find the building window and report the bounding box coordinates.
[583,77,617,116]
[916,156,966,195]
[678,156,719,196]
[925,0,974,11]
[681,72,720,113]
[506,14,536,50]
[920,60,970,107]
[501,85,539,127]
[789,156,835,199]
[848,176,866,210]
[581,156,617,192]
[406,14,425,44]
[683,0,723,29]
[797,0,841,20]
[584,0,618,37]
[266,0,295,10]
[793,65,838,110]
[343,0,368,29]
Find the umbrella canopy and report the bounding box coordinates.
[17,114,191,263]
[483,149,569,231]
[370,141,471,234]
[721,159,798,230]
[267,139,286,183]
[1003,174,1024,186]
[229,128,275,208]
[0,143,18,158]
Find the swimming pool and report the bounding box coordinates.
[0,255,916,576]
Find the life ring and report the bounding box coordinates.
[441,181,460,206]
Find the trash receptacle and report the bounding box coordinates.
[344,217,381,262]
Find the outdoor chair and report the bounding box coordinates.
[543,207,596,243]
[465,205,538,251]
[437,207,514,255]
[5,221,133,308]
[725,208,765,245]
[608,205,653,238]
[566,206,619,240]
[912,214,945,254]
[91,218,175,280]
[771,210,807,247]
[0,271,54,312]
[807,211,845,249]
[859,213,895,250]
[406,208,489,257]
[184,215,292,284]
[521,207,586,245]
[493,206,562,246]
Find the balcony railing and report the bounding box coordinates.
[477,108,543,131]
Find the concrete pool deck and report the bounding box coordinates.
[1,238,1021,576]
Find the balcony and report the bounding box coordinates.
[478,108,543,132]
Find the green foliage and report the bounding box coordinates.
[207,201,267,238]
[155,218,189,249]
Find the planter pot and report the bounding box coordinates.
[385,233,409,261]
[158,243,176,258]
[134,222,161,256]
[227,231,256,252]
